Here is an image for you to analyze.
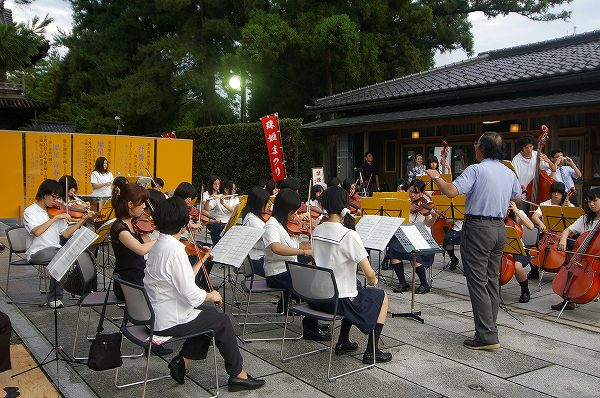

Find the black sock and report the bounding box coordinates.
[415,265,429,287]
[446,247,455,258]
[518,279,529,294]
[338,319,352,344]
[392,262,406,284]
[365,323,384,353]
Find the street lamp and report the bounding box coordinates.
[229,75,246,123]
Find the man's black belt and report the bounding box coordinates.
[465,214,503,221]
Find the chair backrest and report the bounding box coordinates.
[114,277,154,327]
[285,261,338,304]
[6,226,30,254]
[522,226,540,247]
[75,250,97,285]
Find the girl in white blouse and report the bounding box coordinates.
[90,157,114,197]
[262,188,330,341]
[204,179,239,244]
[311,186,392,364]
[241,186,270,277]
[145,197,265,392]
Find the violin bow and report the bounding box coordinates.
[187,225,217,295]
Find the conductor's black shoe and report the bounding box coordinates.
[519,291,530,303]
[151,344,173,356]
[228,374,266,392]
[334,341,359,355]
[303,328,331,341]
[527,269,539,280]
[362,350,392,364]
[551,301,575,311]
[415,284,430,294]
[393,282,410,293]
[463,338,500,350]
[168,356,186,384]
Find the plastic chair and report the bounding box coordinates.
[113,278,218,398]
[280,261,376,381]
[71,252,127,361]
[4,226,47,306]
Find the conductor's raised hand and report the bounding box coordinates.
[425,169,441,179]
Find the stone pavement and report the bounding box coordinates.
[1,221,599,398]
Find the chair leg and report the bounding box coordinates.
[115,344,169,394]
[210,336,219,398]
[72,304,83,360]
[327,328,376,381]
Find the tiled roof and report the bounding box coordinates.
[303,89,600,130]
[310,30,600,111]
[31,121,75,133]
[0,97,48,110]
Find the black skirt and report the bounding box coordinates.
[310,282,384,334]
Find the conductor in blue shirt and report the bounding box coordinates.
[425,132,521,350]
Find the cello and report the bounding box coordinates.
[500,208,523,285]
[526,125,554,204]
[551,219,600,305]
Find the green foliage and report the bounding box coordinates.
[177,118,320,194]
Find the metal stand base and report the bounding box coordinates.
[389,255,424,323]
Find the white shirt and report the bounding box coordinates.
[312,222,368,298]
[534,199,574,216]
[242,212,266,260]
[262,217,300,277]
[511,151,550,193]
[568,215,599,235]
[23,203,67,260]
[144,234,207,331]
[90,171,114,196]
[207,196,240,223]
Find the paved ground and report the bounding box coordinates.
[1,220,599,398]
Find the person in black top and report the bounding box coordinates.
[360,152,380,195]
[110,183,156,300]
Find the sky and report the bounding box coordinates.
[5,0,599,67]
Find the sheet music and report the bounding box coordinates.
[211,225,264,268]
[401,225,430,250]
[47,227,99,281]
[355,215,405,252]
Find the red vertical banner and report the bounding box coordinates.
[260,113,287,181]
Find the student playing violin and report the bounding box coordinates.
[57,175,95,220]
[311,186,392,364]
[23,179,95,308]
[204,179,239,245]
[262,188,330,341]
[173,182,214,290]
[241,187,271,277]
[389,179,437,294]
[506,200,535,303]
[553,187,600,311]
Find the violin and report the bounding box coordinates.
[309,205,326,219]
[526,125,555,204]
[260,211,272,222]
[410,197,442,218]
[552,220,600,305]
[287,219,312,236]
[47,200,90,220]
[132,210,155,234]
[188,205,215,224]
[184,226,217,301]
[181,238,211,260]
[348,193,361,214]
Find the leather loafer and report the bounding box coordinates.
[334,341,358,355]
[463,338,500,350]
[168,356,186,384]
[519,292,530,303]
[415,285,430,294]
[362,350,392,364]
[228,374,266,392]
[151,344,173,356]
[393,282,410,293]
[303,328,331,341]
[551,301,575,311]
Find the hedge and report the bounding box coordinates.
[177,119,320,195]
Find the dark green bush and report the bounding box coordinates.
[177,118,320,195]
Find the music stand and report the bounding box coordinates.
[541,205,583,233]
[12,228,98,384]
[360,198,411,219]
[90,218,116,290]
[210,226,265,312]
[355,215,405,286]
[417,174,451,194]
[499,226,526,325]
[430,195,466,278]
[389,224,444,323]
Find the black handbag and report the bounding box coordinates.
[87,280,122,371]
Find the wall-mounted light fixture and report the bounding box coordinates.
[411,131,420,139]
[510,123,520,133]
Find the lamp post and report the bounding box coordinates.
[229,75,246,123]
